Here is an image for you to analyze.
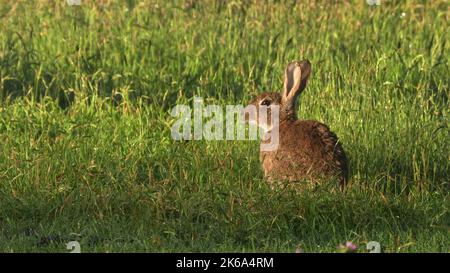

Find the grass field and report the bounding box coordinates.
[0,0,449,252]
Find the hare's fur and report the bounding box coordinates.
[246,61,348,187]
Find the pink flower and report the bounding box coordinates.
[345,241,358,251]
[337,241,358,253]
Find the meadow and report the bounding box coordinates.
[0,0,448,252]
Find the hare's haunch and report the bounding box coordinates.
[245,60,348,187]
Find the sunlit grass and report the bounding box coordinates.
[0,0,448,252]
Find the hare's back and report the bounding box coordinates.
[280,120,336,152]
[280,120,348,182]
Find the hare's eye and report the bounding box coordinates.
[260,99,271,106]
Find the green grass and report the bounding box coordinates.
[0,0,449,252]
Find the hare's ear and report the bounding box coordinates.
[282,60,311,101]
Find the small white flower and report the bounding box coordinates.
[400,12,406,18]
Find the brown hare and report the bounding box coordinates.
[245,60,348,188]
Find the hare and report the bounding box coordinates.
[245,60,348,188]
